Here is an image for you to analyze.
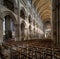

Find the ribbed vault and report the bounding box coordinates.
[32,0,52,21]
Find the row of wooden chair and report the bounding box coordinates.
[8,47,60,59]
[0,39,60,59]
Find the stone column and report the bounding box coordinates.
[0,5,3,44]
[52,0,60,46]
[58,0,60,46]
[0,18,3,45]
[16,0,21,41]
[15,24,21,41]
[14,0,18,14]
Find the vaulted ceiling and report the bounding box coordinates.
[32,0,52,22]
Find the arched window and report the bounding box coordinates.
[45,21,51,25]
[20,9,25,19]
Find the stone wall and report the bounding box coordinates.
[52,0,60,46]
[0,0,44,43]
[0,18,3,44]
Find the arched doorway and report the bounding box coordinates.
[2,11,17,41]
[21,21,25,40]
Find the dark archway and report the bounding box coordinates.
[21,21,25,40]
[3,15,16,41]
[20,8,26,19]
